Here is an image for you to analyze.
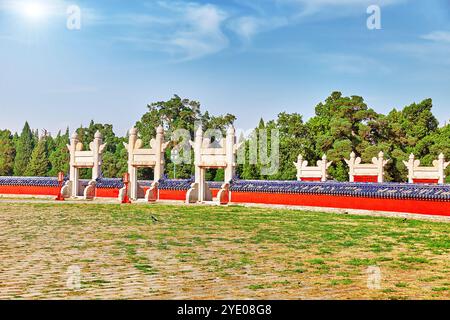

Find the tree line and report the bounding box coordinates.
[0,92,448,182]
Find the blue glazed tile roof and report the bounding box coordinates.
[0,176,67,187]
[94,178,194,190]
[95,178,124,189]
[159,179,193,190]
[229,180,450,201]
[1,177,449,201]
[93,178,222,190]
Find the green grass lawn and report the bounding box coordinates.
[0,202,448,299]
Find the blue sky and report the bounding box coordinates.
[1,0,450,136]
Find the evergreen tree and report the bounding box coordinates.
[135,95,235,180]
[2,94,446,183]
[26,136,50,176]
[0,130,16,175]
[48,129,70,176]
[13,122,35,176]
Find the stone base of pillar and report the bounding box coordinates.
[118,186,127,202]
[202,183,213,202]
[83,181,96,200]
[217,183,230,205]
[186,183,199,203]
[186,182,213,203]
[61,181,72,199]
[145,181,159,202]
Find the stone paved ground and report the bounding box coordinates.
[0,201,449,300]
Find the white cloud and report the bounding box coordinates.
[283,0,405,9]
[384,41,450,66]
[228,15,288,39]
[317,53,391,75]
[170,3,229,60]
[421,31,450,43]
[288,0,407,17]
[108,2,229,61]
[228,0,406,40]
[0,0,69,17]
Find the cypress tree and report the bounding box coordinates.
[13,122,34,176]
[48,129,70,176]
[0,130,16,175]
[26,136,50,176]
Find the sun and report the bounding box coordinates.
[21,2,48,19]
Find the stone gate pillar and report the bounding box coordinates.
[123,126,168,201]
[345,151,389,183]
[187,125,240,204]
[65,130,106,199]
[294,154,332,182]
[377,151,387,184]
[127,127,139,200]
[320,154,331,182]
[225,126,236,183]
[404,153,449,184]
[437,153,448,184]
[91,131,103,180]
[347,152,357,183]
[193,125,203,186]
[154,125,165,182]
[69,132,79,198]
[405,154,416,184]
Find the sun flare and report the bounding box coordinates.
[21,2,48,19]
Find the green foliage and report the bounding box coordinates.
[48,129,70,176]
[304,92,379,181]
[0,93,447,183]
[234,92,446,182]
[13,122,35,176]
[0,130,16,175]
[26,136,50,176]
[135,94,235,180]
[102,139,128,178]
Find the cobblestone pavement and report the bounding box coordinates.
[0,201,449,300]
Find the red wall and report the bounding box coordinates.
[354,175,378,183]
[300,177,322,182]
[158,189,218,201]
[95,188,120,198]
[0,186,60,196]
[230,192,450,216]
[413,179,439,184]
[159,189,187,201]
[1,185,448,217]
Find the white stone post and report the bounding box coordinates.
[199,167,206,203]
[438,153,449,184]
[347,152,356,183]
[295,155,305,181]
[194,126,203,184]
[376,151,387,183]
[225,126,236,183]
[319,154,331,182]
[194,126,203,201]
[127,127,138,200]
[154,125,164,182]
[405,154,415,183]
[91,130,103,181]
[68,132,79,198]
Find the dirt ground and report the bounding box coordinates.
[0,201,448,300]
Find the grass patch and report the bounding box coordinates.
[399,256,429,264]
[432,287,449,292]
[1,202,449,300]
[346,258,375,266]
[395,282,409,288]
